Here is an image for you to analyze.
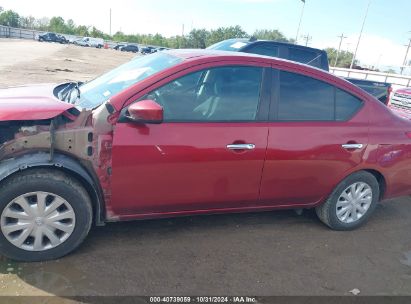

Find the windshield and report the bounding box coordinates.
[76,52,183,109]
[207,39,250,51]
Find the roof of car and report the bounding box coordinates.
[212,38,327,53]
[163,49,371,100]
[166,49,321,69]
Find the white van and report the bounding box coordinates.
[74,37,104,48]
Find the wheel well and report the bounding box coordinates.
[363,169,386,200]
[0,166,104,226]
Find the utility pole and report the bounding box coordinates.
[295,0,306,44]
[334,33,347,67]
[182,24,185,37]
[401,37,411,75]
[350,0,372,69]
[302,33,312,46]
[109,8,112,36]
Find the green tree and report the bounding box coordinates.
[75,25,90,36]
[90,26,110,39]
[252,29,289,42]
[35,17,50,31]
[0,10,20,27]
[65,19,76,35]
[324,47,355,68]
[187,29,209,48]
[206,25,248,46]
[19,15,36,29]
[48,16,67,33]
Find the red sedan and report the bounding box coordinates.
[0,50,411,261]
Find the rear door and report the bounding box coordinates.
[259,69,369,206]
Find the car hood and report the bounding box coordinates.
[0,84,74,121]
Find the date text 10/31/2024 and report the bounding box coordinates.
[149,296,257,303]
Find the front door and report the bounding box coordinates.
[110,64,270,216]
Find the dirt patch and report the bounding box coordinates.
[0,39,134,88]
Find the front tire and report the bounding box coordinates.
[315,171,379,230]
[0,169,92,261]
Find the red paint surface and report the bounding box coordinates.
[106,51,411,220]
[4,51,411,222]
[0,84,73,121]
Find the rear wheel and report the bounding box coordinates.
[0,169,92,261]
[315,171,379,230]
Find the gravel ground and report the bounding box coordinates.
[0,39,411,299]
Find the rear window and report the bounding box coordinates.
[289,48,322,67]
[244,44,279,57]
[207,40,250,51]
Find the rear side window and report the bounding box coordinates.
[278,71,334,121]
[289,48,321,67]
[336,89,363,121]
[244,44,279,57]
[277,71,363,121]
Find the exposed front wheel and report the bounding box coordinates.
[0,170,92,261]
[315,171,380,230]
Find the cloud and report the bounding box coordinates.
[314,33,406,68]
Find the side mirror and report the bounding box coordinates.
[126,99,163,124]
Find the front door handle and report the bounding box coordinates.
[342,143,364,150]
[226,144,256,150]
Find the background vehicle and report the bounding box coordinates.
[390,87,411,111]
[73,37,104,48]
[208,38,392,104]
[346,78,392,104]
[208,38,329,70]
[120,44,139,53]
[113,44,125,50]
[38,32,67,44]
[1,51,411,261]
[141,46,157,54]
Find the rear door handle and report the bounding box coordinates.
[341,143,364,150]
[226,144,256,150]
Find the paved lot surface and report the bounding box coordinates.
[0,39,411,298]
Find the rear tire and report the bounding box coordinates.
[0,169,92,261]
[315,171,379,230]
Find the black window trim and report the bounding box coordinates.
[268,68,365,122]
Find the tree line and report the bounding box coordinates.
[0,7,359,68]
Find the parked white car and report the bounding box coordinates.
[73,37,104,48]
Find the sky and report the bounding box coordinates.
[1,0,410,70]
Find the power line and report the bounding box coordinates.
[334,33,347,67]
[301,33,312,46]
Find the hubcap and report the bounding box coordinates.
[0,192,76,251]
[336,182,373,224]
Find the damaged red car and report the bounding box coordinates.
[1,50,411,261]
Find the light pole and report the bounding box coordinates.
[295,0,306,44]
[109,8,112,36]
[401,37,411,75]
[350,0,372,69]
